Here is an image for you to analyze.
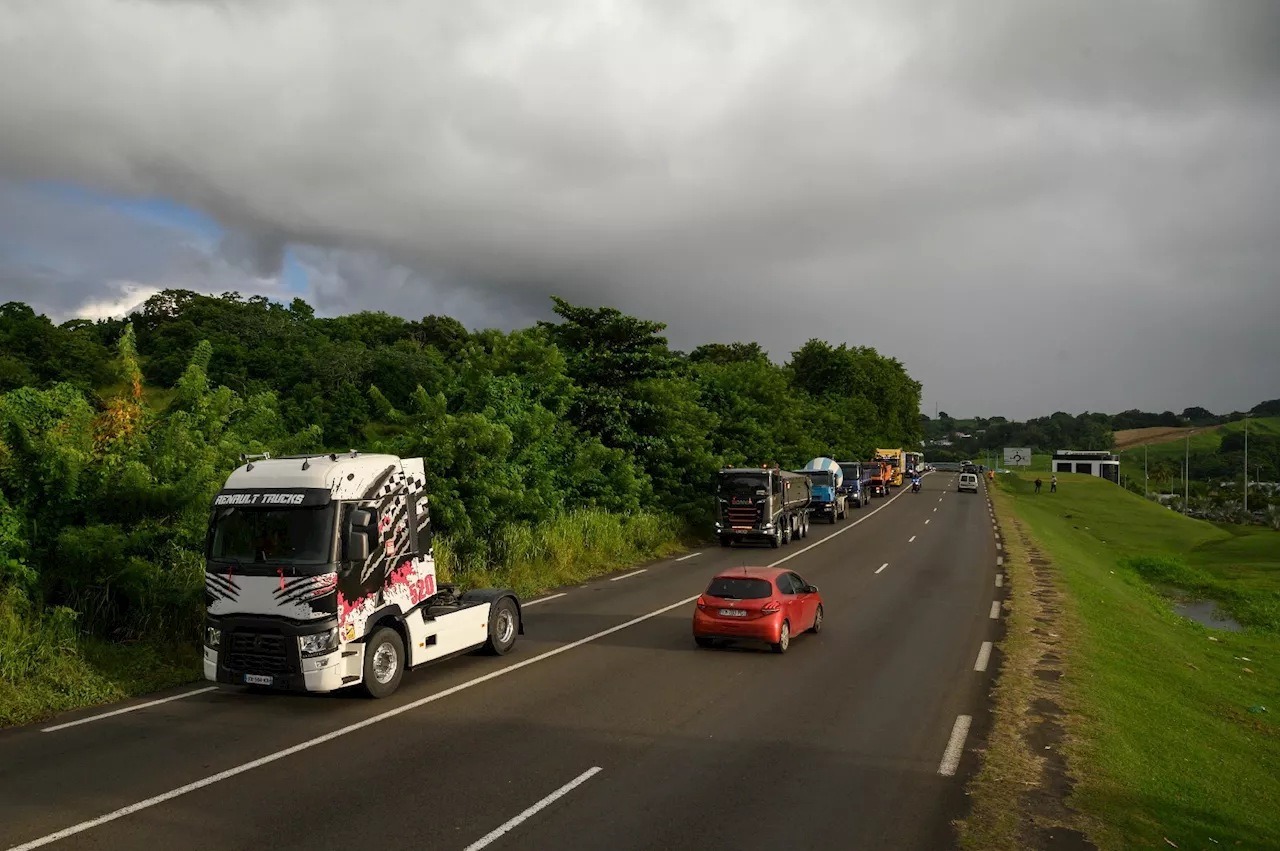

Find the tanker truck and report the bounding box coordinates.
[797,457,848,523]
[714,465,813,548]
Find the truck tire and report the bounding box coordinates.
[719,536,731,547]
[482,597,520,656]
[360,626,405,699]
[770,527,781,548]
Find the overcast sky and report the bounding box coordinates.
[1,0,1277,419]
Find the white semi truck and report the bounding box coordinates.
[202,451,522,698]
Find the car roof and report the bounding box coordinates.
[711,566,788,580]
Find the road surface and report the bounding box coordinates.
[0,472,1005,851]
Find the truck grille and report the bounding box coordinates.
[226,630,290,674]
[725,506,761,527]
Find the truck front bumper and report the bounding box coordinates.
[203,615,361,694]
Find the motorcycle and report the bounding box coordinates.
[911,478,921,493]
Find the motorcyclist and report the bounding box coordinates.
[911,473,922,492]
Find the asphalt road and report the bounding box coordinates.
[0,472,1004,851]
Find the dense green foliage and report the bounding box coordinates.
[0,290,923,723]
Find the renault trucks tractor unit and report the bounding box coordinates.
[203,452,522,699]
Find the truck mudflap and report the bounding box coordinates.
[459,588,524,635]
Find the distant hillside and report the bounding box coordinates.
[1113,425,1223,451]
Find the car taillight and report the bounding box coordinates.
[761,600,782,613]
[696,597,709,610]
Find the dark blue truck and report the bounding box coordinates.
[835,460,877,508]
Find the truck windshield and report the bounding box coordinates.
[801,470,835,486]
[717,473,769,498]
[208,504,337,565]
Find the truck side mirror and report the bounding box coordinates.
[345,535,370,563]
[345,508,376,563]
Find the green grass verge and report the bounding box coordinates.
[993,471,1280,849]
[0,588,201,728]
[1,508,685,729]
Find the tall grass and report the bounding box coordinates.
[434,509,684,597]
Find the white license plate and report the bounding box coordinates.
[718,609,747,617]
[243,674,273,686]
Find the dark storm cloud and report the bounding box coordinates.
[0,0,1276,417]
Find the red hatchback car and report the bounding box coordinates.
[692,566,824,653]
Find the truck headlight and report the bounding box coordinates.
[204,626,221,649]
[298,628,339,657]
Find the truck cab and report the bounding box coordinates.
[835,461,874,507]
[798,457,848,523]
[203,452,522,699]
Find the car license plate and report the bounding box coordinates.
[243,674,273,686]
[719,609,747,617]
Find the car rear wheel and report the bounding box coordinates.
[772,620,790,654]
[810,604,824,633]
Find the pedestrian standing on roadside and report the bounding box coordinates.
[1050,475,1057,493]
[1035,477,1042,493]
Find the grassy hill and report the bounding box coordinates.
[976,470,1280,849]
[1116,416,1280,490]
[1113,424,1223,450]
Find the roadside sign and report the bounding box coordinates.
[1004,447,1032,466]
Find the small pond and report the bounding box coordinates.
[1173,599,1243,632]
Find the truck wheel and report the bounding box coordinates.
[719,536,731,548]
[360,626,405,699]
[770,528,781,548]
[482,597,520,656]
[782,522,792,545]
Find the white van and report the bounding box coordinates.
[958,473,980,493]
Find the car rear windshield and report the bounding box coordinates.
[705,577,773,599]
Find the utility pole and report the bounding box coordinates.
[1244,414,1249,514]
[1184,431,1191,515]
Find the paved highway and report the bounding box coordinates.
[0,472,1004,851]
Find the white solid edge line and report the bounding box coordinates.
[974,641,993,672]
[523,593,568,607]
[610,568,647,582]
[938,715,972,776]
[875,562,889,574]
[462,766,603,851]
[40,687,220,734]
[989,600,1001,619]
[995,575,1003,588]
[10,470,913,851]
[674,552,702,562]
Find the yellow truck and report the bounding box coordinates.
[875,448,905,487]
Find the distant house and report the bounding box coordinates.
[1052,450,1120,483]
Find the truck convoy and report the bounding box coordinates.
[203,452,522,700]
[876,448,905,488]
[715,465,813,548]
[797,457,849,523]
